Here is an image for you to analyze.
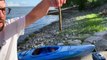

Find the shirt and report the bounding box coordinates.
[0,16,25,60]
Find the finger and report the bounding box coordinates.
[54,0,62,7]
[56,0,61,7]
[60,0,64,4]
[63,0,66,4]
[57,0,63,7]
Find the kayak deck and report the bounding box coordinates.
[18,45,95,60]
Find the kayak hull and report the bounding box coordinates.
[18,45,95,60]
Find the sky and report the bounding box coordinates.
[6,0,42,7]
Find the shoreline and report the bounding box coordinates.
[18,15,59,41]
[18,10,91,51]
[18,4,107,51]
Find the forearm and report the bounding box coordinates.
[25,0,50,27]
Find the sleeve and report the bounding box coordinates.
[16,16,25,35]
[5,16,26,40]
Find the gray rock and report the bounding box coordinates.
[95,39,107,51]
[103,34,107,40]
[82,42,92,45]
[57,43,64,46]
[94,31,107,36]
[68,40,81,45]
[94,31,107,40]
[18,35,29,42]
[84,36,104,44]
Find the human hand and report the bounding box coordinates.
[50,0,66,7]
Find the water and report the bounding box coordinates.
[6,7,32,19]
[7,7,59,35]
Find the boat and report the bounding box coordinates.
[18,45,95,60]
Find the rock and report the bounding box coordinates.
[103,34,107,40]
[84,31,107,51]
[84,36,104,44]
[95,39,107,51]
[95,31,107,40]
[57,43,64,46]
[82,42,92,45]
[18,35,29,43]
[74,40,82,44]
[65,34,69,38]
[40,42,45,46]
[94,31,107,38]
[68,40,82,45]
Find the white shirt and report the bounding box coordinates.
[0,16,25,60]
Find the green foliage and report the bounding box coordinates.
[63,0,107,10]
[73,0,88,10]
[29,33,36,38]
[63,0,89,10]
[60,14,107,35]
[88,0,107,8]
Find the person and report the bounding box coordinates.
[0,0,66,60]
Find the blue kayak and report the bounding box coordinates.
[18,45,95,60]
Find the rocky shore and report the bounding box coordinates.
[18,4,107,52]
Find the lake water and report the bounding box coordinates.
[7,7,59,35]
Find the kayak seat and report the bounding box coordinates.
[32,48,48,55]
[32,47,58,55]
[46,47,58,52]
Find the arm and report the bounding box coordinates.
[25,0,50,27]
[25,0,66,27]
